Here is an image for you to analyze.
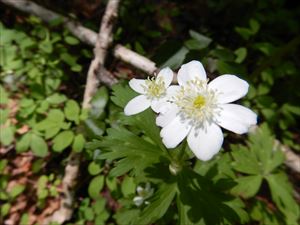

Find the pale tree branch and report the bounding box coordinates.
[0,0,157,75]
[45,0,120,224]
[83,0,120,108]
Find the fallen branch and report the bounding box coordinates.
[83,0,120,108]
[0,0,157,74]
[45,0,120,224]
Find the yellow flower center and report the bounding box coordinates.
[145,77,165,98]
[193,95,206,108]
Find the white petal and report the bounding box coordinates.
[187,123,224,161]
[156,104,179,127]
[133,196,144,206]
[166,85,180,97]
[177,60,207,86]
[124,95,151,115]
[129,79,147,94]
[157,67,173,87]
[160,116,191,148]
[216,104,257,134]
[208,75,249,103]
[151,97,169,113]
[151,85,180,114]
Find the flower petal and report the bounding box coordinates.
[160,116,191,148]
[216,104,257,134]
[177,60,207,86]
[166,85,180,97]
[151,97,169,113]
[208,75,249,103]
[187,123,224,161]
[129,78,147,94]
[156,104,179,127]
[133,196,144,206]
[124,95,151,115]
[157,67,173,87]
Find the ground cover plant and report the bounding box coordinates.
[0,0,299,224]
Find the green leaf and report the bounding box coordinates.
[0,85,8,104]
[231,145,261,175]
[135,183,177,225]
[52,131,74,152]
[88,161,103,175]
[46,93,67,105]
[111,82,137,108]
[1,203,10,217]
[231,175,263,198]
[30,134,48,157]
[83,207,94,221]
[64,36,80,45]
[72,134,86,152]
[16,132,31,152]
[90,87,109,119]
[93,198,106,213]
[121,176,136,197]
[60,53,77,66]
[160,46,189,69]
[0,126,14,146]
[10,184,25,198]
[88,175,104,199]
[99,127,165,177]
[231,124,284,176]
[188,30,212,49]
[64,100,80,124]
[234,47,247,63]
[0,109,9,124]
[266,173,300,224]
[249,19,260,34]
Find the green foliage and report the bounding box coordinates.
[1,1,300,224]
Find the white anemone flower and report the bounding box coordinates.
[157,60,257,161]
[124,67,174,115]
[133,182,154,206]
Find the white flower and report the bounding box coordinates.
[124,67,174,115]
[133,182,154,206]
[157,60,257,161]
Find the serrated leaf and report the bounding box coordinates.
[177,169,243,224]
[30,134,48,157]
[231,175,263,198]
[111,82,137,108]
[135,183,177,225]
[64,100,80,124]
[52,131,74,152]
[231,145,261,175]
[266,173,300,224]
[88,175,104,199]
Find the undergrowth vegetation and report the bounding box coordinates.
[0,0,299,224]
